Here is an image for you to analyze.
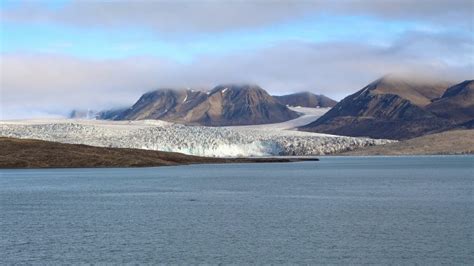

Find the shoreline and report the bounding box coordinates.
[2,132,472,169]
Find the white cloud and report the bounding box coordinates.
[1,30,472,119]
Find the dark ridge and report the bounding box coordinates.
[426,80,474,123]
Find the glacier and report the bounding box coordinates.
[0,113,394,157]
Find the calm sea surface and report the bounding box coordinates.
[1,156,473,264]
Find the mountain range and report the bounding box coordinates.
[69,76,473,141]
[72,85,337,126]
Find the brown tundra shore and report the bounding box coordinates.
[0,137,318,169]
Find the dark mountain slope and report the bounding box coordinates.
[114,88,208,121]
[426,80,474,123]
[300,77,454,140]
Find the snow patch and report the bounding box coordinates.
[228,107,331,130]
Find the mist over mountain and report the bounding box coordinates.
[69,109,98,120]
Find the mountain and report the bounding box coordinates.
[426,80,474,124]
[300,76,455,140]
[110,84,300,126]
[274,92,337,108]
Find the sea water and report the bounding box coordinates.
[1,156,473,264]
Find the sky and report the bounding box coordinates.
[0,0,473,119]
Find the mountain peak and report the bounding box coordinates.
[358,75,451,107]
[103,84,299,126]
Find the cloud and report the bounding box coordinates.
[1,30,472,119]
[2,0,472,33]
[0,1,318,33]
[333,0,473,28]
[1,53,173,112]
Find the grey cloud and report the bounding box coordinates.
[1,1,317,33]
[335,0,473,26]
[2,0,472,33]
